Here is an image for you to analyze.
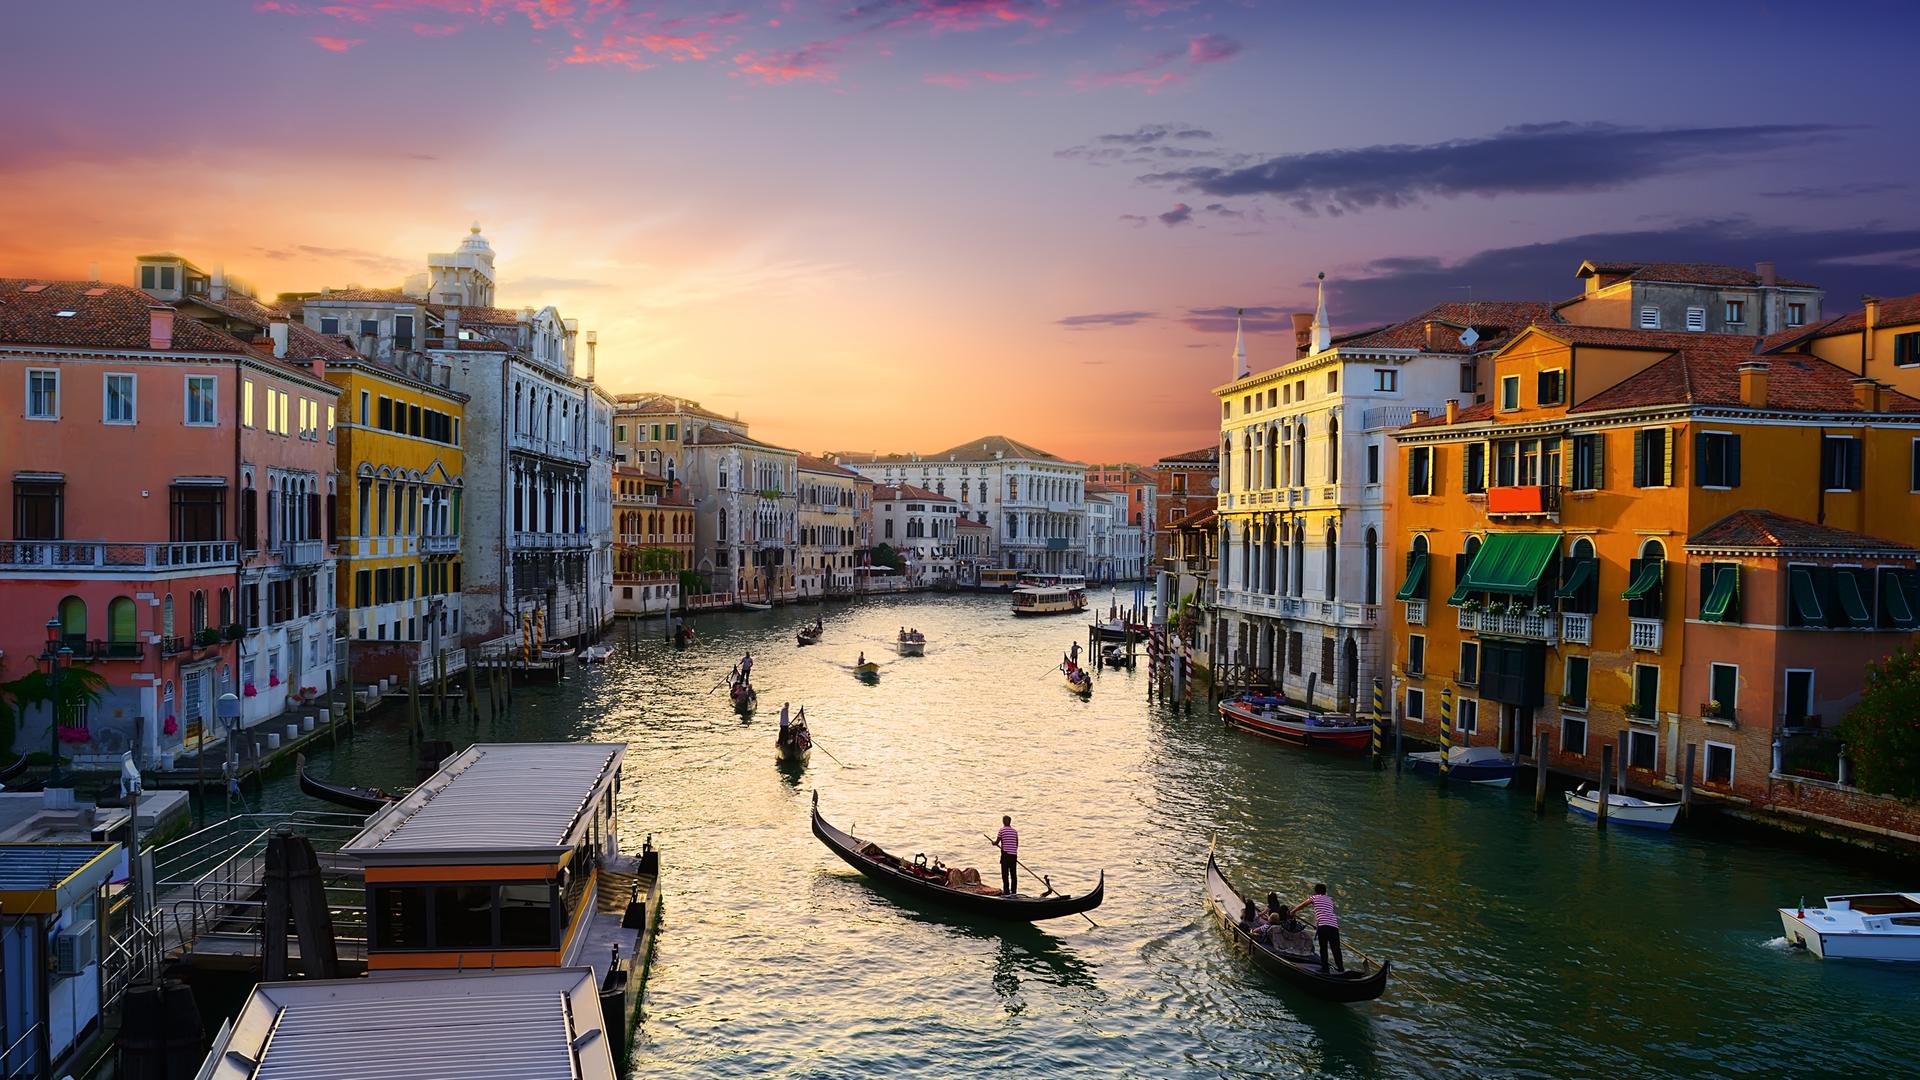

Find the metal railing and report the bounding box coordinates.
[0,539,238,571]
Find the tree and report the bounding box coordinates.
[1838,645,1920,800]
[870,543,904,571]
[0,665,111,764]
[638,547,678,577]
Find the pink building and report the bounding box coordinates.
[0,274,339,767]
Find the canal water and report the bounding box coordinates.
[263,594,1915,1079]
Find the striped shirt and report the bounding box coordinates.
[1307,893,1339,929]
[996,826,1019,855]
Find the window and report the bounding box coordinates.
[140,265,156,289]
[1406,634,1426,676]
[320,316,340,335]
[394,314,415,351]
[170,484,226,542]
[1627,728,1658,771]
[369,885,430,948]
[1562,655,1589,711]
[1787,302,1807,327]
[1631,663,1659,721]
[242,379,255,427]
[359,319,378,338]
[1463,442,1486,494]
[1885,331,1920,370]
[1405,687,1425,721]
[1373,369,1397,392]
[1460,362,1478,395]
[1268,389,1278,409]
[1638,306,1660,329]
[1783,669,1815,726]
[1696,431,1740,488]
[26,369,58,419]
[1632,428,1672,488]
[1704,741,1734,786]
[1499,375,1519,410]
[159,266,175,290]
[1457,640,1479,685]
[1327,371,1339,393]
[183,375,217,426]
[1569,433,1605,491]
[1685,307,1706,332]
[1708,662,1738,720]
[1406,446,1433,496]
[1366,443,1380,485]
[104,373,136,423]
[1561,710,1587,756]
[13,481,62,539]
[1456,698,1479,736]
[1536,369,1565,406]
[666,423,677,440]
[1820,435,1862,491]
[1724,299,1746,325]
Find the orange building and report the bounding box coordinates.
[1386,322,1920,811]
[611,465,693,617]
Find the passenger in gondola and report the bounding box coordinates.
[857,651,867,667]
[1239,898,1261,932]
[1291,883,1345,972]
[1260,891,1314,954]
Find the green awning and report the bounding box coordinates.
[1885,573,1918,629]
[1459,533,1562,595]
[1833,569,1872,627]
[1554,559,1594,600]
[1701,565,1738,623]
[1788,566,1825,626]
[1395,553,1429,601]
[1620,560,1663,601]
[1446,579,1472,606]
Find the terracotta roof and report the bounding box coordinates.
[797,453,863,478]
[1170,506,1216,529]
[611,392,732,423]
[1572,337,1920,415]
[1085,482,1125,494]
[1399,401,1497,429]
[1157,446,1218,465]
[177,292,362,362]
[689,427,794,453]
[438,304,528,326]
[826,450,914,465]
[306,287,422,306]
[1577,260,1818,289]
[1686,509,1917,553]
[933,434,1075,464]
[0,279,247,354]
[956,518,990,530]
[873,483,953,503]
[1760,294,1920,352]
[1337,301,1557,354]
[432,337,511,352]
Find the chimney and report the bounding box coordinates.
[1863,295,1880,372]
[1409,408,1429,425]
[1737,360,1769,407]
[1290,312,1313,359]
[1756,260,1776,287]
[148,305,174,350]
[1852,377,1881,411]
[586,330,598,382]
[312,357,326,379]
[211,265,228,301]
[269,317,289,359]
[1444,399,1458,424]
[444,306,461,346]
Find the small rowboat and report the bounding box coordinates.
[731,680,757,712]
[741,601,772,612]
[1100,643,1131,669]
[896,634,926,657]
[854,660,880,677]
[0,754,28,784]
[296,753,395,814]
[1205,853,1389,1003]
[1407,745,1517,787]
[1062,665,1092,696]
[1220,696,1371,754]
[797,625,823,646]
[577,643,615,664]
[1564,786,1681,830]
[777,723,812,764]
[812,793,1104,921]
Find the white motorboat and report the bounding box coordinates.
[1779,893,1920,962]
[896,633,926,656]
[740,601,772,611]
[577,644,615,665]
[1563,786,1681,830]
[1405,745,1516,787]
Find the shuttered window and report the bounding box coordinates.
[1820,436,1862,492]
[1696,431,1741,488]
[1632,428,1673,488]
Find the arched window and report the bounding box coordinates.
[108,597,137,655]
[1220,437,1233,494]
[1292,521,1306,595]
[191,590,208,635]
[1241,431,1253,490]
[1325,524,1339,600]
[1327,416,1341,484]
[1363,527,1378,604]
[162,594,175,638]
[1640,538,1666,562]
[1572,537,1595,561]
[59,595,86,643]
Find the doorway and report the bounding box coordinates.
[1501,703,1535,756]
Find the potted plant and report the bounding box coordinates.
[1531,603,1553,618]
[1461,597,1481,613]
[1486,599,1508,616]
[242,681,258,698]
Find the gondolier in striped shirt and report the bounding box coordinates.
[1291,883,1345,973]
[993,816,1020,895]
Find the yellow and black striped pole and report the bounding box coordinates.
[1369,677,1386,769]
[1439,685,1454,781]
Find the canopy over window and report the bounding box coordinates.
[1458,533,1561,596]
[1395,553,1429,602]
[1701,565,1738,623]
[1884,572,1918,630]
[1832,568,1872,627]
[1554,558,1595,600]
[1621,560,1663,601]
[1788,566,1825,626]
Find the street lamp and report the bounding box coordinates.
[42,616,73,785]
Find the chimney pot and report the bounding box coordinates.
[1444,399,1458,424]
[148,305,175,351]
[1737,360,1770,407]
[1409,408,1429,425]
[1756,260,1776,287]
[1851,377,1881,411]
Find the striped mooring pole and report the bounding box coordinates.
[1439,685,1455,781]
[1369,677,1386,769]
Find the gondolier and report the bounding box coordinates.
[739,651,754,685]
[1292,883,1345,973]
[994,816,1020,895]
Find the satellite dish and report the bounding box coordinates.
[1458,327,1480,348]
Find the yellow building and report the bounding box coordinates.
[325,353,468,665]
[797,455,865,598]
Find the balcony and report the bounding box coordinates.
[1485,484,1561,517]
[1560,612,1592,645]
[279,539,326,567]
[0,539,238,572]
[1456,606,1559,643]
[1404,599,1427,626]
[1699,703,1738,728]
[420,533,460,555]
[1630,617,1663,652]
[512,532,592,551]
[48,639,145,662]
[509,429,586,462]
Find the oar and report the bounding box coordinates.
[808,735,855,768]
[984,834,1098,928]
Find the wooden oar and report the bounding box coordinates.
[984,833,1098,928]
[807,734,854,768]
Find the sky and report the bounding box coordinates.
[3,1,1918,464]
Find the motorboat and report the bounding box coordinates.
[1220,695,1371,754]
[1780,893,1920,962]
[1563,785,1680,830]
[1011,585,1087,616]
[576,643,615,664]
[1100,643,1132,668]
[740,601,772,612]
[1406,745,1517,787]
[896,632,926,656]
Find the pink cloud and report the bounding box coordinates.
[923,69,1038,89]
[885,1,1052,33]
[561,43,655,70]
[1187,33,1241,64]
[732,38,845,84]
[310,34,364,52]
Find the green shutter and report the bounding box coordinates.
[1395,552,1430,601]
[1788,566,1826,626]
[1833,569,1872,627]
[1459,532,1562,594]
[1701,564,1739,623]
[1884,571,1918,629]
[1620,559,1662,600]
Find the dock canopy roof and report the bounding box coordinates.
[1458,533,1560,596]
[344,743,623,864]
[0,842,116,914]
[201,969,616,1080]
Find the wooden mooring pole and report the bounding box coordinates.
[1533,730,1550,813]
[1681,743,1695,823]
[1597,743,1612,829]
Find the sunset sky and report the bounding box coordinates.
[4,1,1917,463]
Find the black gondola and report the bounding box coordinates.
[1205,852,1389,1003]
[811,792,1104,921]
[296,753,395,814]
[731,680,757,711]
[777,723,812,763]
[797,625,823,646]
[0,754,28,784]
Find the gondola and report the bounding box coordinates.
[1205,853,1389,1003]
[1061,664,1092,697]
[777,723,812,764]
[296,753,395,814]
[812,792,1104,921]
[0,754,29,784]
[731,680,757,711]
[797,625,823,646]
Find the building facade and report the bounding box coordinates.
[1555,260,1824,338]
[955,518,991,584]
[1152,447,1218,564]
[611,465,693,617]
[797,455,864,598]
[685,428,798,602]
[871,483,958,585]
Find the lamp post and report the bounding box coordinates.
[42,616,72,785]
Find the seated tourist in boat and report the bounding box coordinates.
[1258,891,1315,954]
[1290,883,1345,973]
[1239,898,1262,932]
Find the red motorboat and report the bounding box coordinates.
[1220,695,1372,754]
